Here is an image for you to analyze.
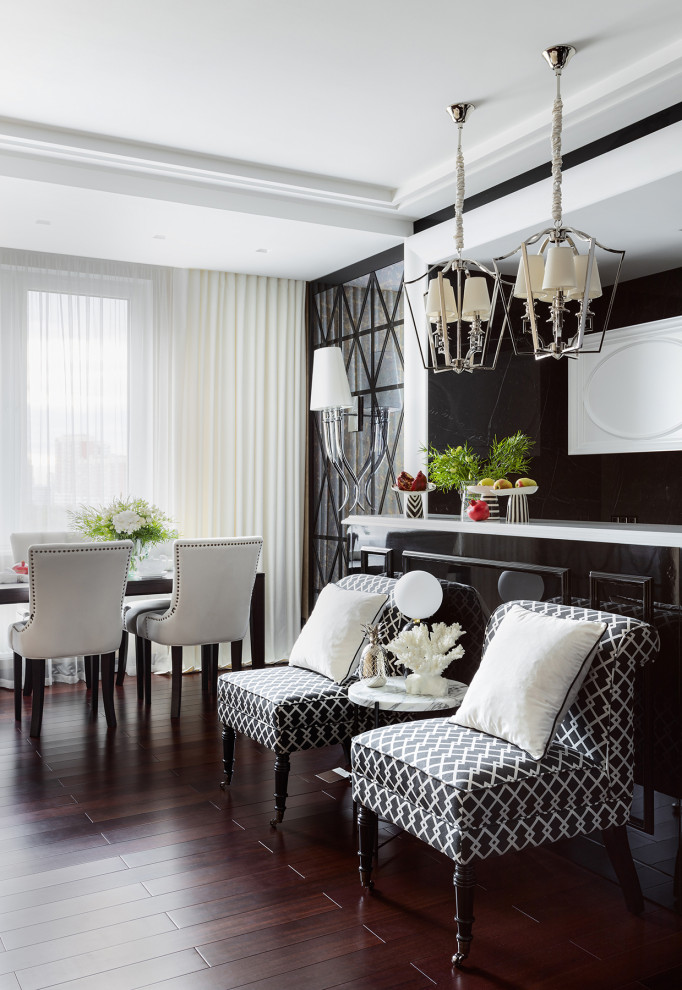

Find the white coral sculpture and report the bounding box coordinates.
[388,621,465,677]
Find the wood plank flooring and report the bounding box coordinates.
[1,672,682,989]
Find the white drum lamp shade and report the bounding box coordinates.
[513,254,546,299]
[394,570,443,621]
[542,245,577,292]
[461,277,491,322]
[426,278,458,320]
[567,254,602,301]
[310,347,353,411]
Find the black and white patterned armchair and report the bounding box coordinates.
[217,573,487,827]
[351,599,660,968]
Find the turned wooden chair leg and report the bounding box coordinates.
[29,660,46,738]
[270,752,290,827]
[602,824,644,915]
[357,803,377,889]
[220,724,236,788]
[116,631,128,686]
[453,863,477,967]
[101,652,117,728]
[90,656,100,714]
[14,653,23,721]
[170,645,183,718]
[135,636,145,701]
[23,658,33,697]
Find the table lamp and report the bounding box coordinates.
[393,570,443,628]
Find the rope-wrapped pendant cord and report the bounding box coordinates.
[454,124,465,256]
[551,71,563,231]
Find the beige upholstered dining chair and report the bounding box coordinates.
[10,541,133,736]
[129,537,262,717]
[9,530,85,564]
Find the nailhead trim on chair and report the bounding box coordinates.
[142,538,263,629]
[24,544,133,632]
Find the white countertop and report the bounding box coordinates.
[343,514,682,549]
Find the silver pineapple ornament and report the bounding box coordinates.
[360,622,388,688]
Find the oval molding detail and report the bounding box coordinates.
[584,338,682,440]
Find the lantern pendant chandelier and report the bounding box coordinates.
[495,45,625,360]
[406,103,508,374]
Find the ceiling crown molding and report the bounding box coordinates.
[0,117,413,237]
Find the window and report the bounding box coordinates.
[0,257,156,555]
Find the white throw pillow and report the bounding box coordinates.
[289,583,388,684]
[451,604,606,760]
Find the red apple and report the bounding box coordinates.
[467,499,490,522]
[410,471,428,491]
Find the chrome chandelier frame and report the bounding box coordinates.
[494,45,625,361]
[405,103,510,375]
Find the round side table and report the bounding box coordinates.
[348,675,468,730]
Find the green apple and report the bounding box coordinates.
[479,477,495,487]
[515,478,537,488]
[493,478,512,490]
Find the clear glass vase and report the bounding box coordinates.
[129,538,149,579]
[459,483,475,521]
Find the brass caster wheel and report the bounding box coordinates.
[452,953,466,968]
[219,780,227,790]
[269,818,279,828]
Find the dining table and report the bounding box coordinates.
[0,570,266,669]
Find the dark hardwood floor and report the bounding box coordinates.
[2,673,682,989]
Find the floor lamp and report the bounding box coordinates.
[310,346,389,512]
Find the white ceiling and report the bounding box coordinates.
[0,0,679,279]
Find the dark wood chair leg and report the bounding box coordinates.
[170,645,183,718]
[230,640,243,673]
[602,824,644,914]
[135,636,145,701]
[29,661,46,738]
[270,752,290,827]
[90,656,100,714]
[200,644,210,694]
[101,652,117,728]
[211,643,219,695]
[23,659,33,697]
[14,653,23,721]
[84,655,92,690]
[220,724,236,788]
[143,639,152,706]
[341,737,352,768]
[250,573,265,669]
[116,631,128,686]
[453,862,477,967]
[357,803,377,889]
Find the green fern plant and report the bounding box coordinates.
[423,432,534,492]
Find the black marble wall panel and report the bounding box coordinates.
[428,266,682,524]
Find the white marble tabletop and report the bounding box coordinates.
[348,675,467,713]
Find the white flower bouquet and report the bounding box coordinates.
[69,495,179,570]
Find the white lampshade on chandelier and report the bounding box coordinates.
[494,45,624,360]
[406,104,509,374]
[310,346,390,512]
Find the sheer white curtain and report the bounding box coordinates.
[175,270,306,663]
[0,250,306,685]
[0,249,178,686]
